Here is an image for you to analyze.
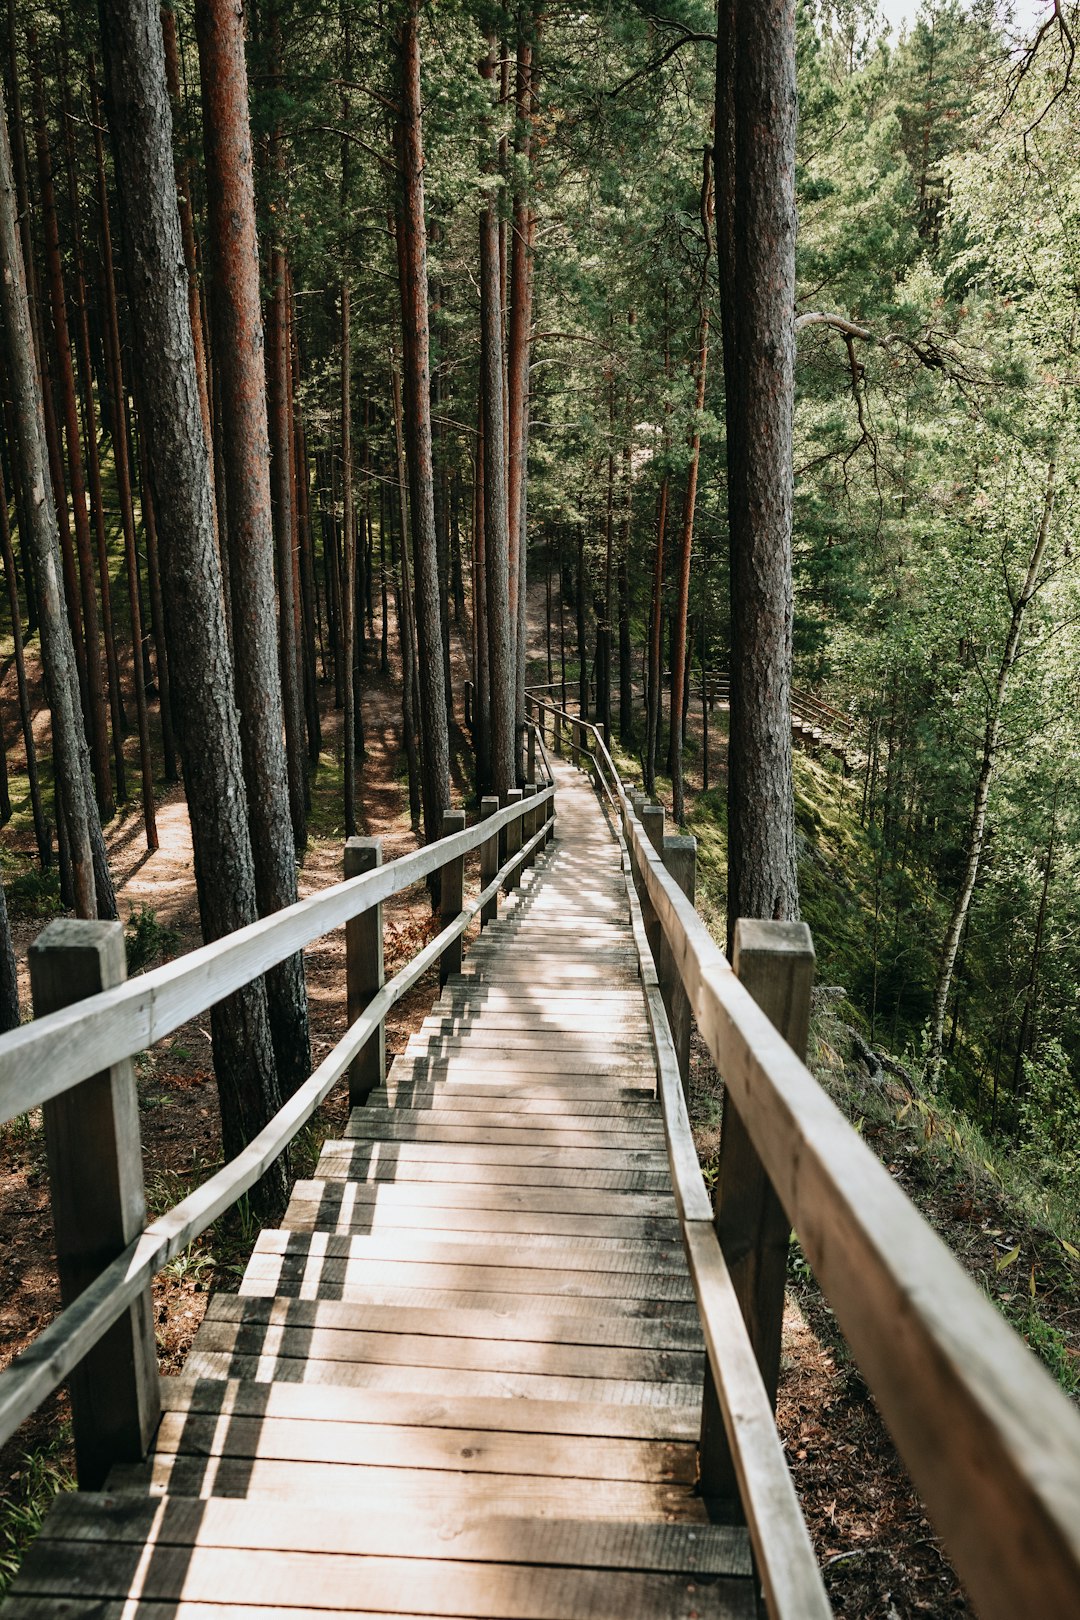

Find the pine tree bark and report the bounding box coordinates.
[99,0,286,1206]
[195,0,311,1099]
[715,0,799,949]
[340,281,357,836]
[507,16,539,774]
[478,38,515,800]
[671,159,711,825]
[393,0,451,842]
[0,77,106,919]
[59,43,128,807]
[0,445,48,866]
[31,47,114,820]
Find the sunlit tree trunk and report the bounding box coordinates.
[716,0,799,949]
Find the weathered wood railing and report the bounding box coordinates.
[526,689,1080,1620]
[0,776,554,1487]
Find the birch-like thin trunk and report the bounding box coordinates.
[928,459,1058,1067]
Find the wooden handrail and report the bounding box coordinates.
[0,788,553,1129]
[527,689,1080,1620]
[0,794,553,1457]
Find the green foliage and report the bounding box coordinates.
[124,905,180,974]
[0,1433,73,1596]
[1017,1040,1080,1193]
[4,869,62,922]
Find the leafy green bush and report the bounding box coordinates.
[124,904,180,973]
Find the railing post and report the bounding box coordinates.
[639,802,665,965]
[345,836,385,1104]
[29,920,160,1490]
[502,787,524,892]
[523,781,539,868]
[661,834,696,1094]
[479,795,500,927]
[699,917,815,1499]
[439,810,467,983]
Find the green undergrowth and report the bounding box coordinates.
[0,1428,73,1598]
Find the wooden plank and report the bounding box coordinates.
[199,1295,703,1354]
[282,1191,681,1242]
[315,1149,672,1191]
[102,1457,711,1529]
[683,1221,831,1619]
[233,1279,700,1328]
[336,1133,669,1168]
[35,1489,752,1573]
[189,1320,703,1387]
[19,1539,754,1617]
[400,1048,655,1077]
[309,1159,676,1203]
[150,1408,699,1484]
[366,1091,660,1115]
[351,1106,664,1137]
[254,1226,687,1270]
[406,1031,650,1055]
[341,1121,662,1149]
[238,1253,695,1304]
[289,1172,676,1211]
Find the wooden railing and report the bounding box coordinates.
[526,690,1080,1620]
[0,771,555,1487]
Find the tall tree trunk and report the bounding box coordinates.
[133,397,178,782]
[91,78,158,849]
[195,0,311,1098]
[473,404,491,794]
[507,15,538,775]
[576,526,588,719]
[340,283,357,836]
[716,2,799,949]
[928,459,1057,1068]
[0,77,105,919]
[391,363,422,831]
[0,446,48,865]
[32,47,113,820]
[671,159,711,826]
[99,0,285,1207]
[59,42,128,807]
[477,40,515,801]
[645,470,669,796]
[393,0,450,842]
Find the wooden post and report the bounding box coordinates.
[699,918,815,1499]
[503,787,523,892]
[639,803,665,966]
[524,781,539,867]
[345,836,385,1104]
[439,810,467,983]
[29,920,160,1490]
[479,795,500,927]
[661,834,696,1093]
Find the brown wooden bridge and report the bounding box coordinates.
[0,707,1078,1619]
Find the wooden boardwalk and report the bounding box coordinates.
[7,763,755,1620]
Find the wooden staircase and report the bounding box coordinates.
[5,765,757,1620]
